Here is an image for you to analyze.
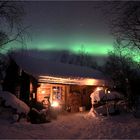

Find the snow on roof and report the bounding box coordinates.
[12,52,109,86]
[0,91,30,114]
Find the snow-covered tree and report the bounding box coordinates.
[103,40,140,108]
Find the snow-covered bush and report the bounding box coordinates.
[0,91,30,114]
[90,87,123,104]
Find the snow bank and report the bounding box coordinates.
[90,88,123,104]
[0,91,30,114]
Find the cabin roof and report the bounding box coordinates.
[12,52,109,86]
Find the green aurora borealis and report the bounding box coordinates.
[20,1,114,58]
[5,33,140,62]
[2,1,140,63]
[26,39,113,56]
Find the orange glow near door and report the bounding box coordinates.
[37,85,51,102]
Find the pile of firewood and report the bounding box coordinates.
[67,92,81,112]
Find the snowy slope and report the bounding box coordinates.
[0,91,30,114]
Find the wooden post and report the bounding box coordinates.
[105,88,109,117]
[106,101,109,117]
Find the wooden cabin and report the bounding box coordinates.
[4,53,109,112]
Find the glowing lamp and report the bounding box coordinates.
[108,90,111,94]
[51,101,59,107]
[41,90,46,94]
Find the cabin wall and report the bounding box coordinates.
[36,84,67,109]
[2,59,33,105]
[20,71,30,104]
[36,83,98,112]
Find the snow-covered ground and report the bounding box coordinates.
[0,91,139,139]
[0,112,140,139]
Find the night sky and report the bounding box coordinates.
[19,1,113,56]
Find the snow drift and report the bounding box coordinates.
[89,88,124,117]
[0,91,30,114]
[90,88,123,104]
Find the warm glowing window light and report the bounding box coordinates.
[51,101,59,107]
[96,87,104,91]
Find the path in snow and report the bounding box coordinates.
[0,112,140,139]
